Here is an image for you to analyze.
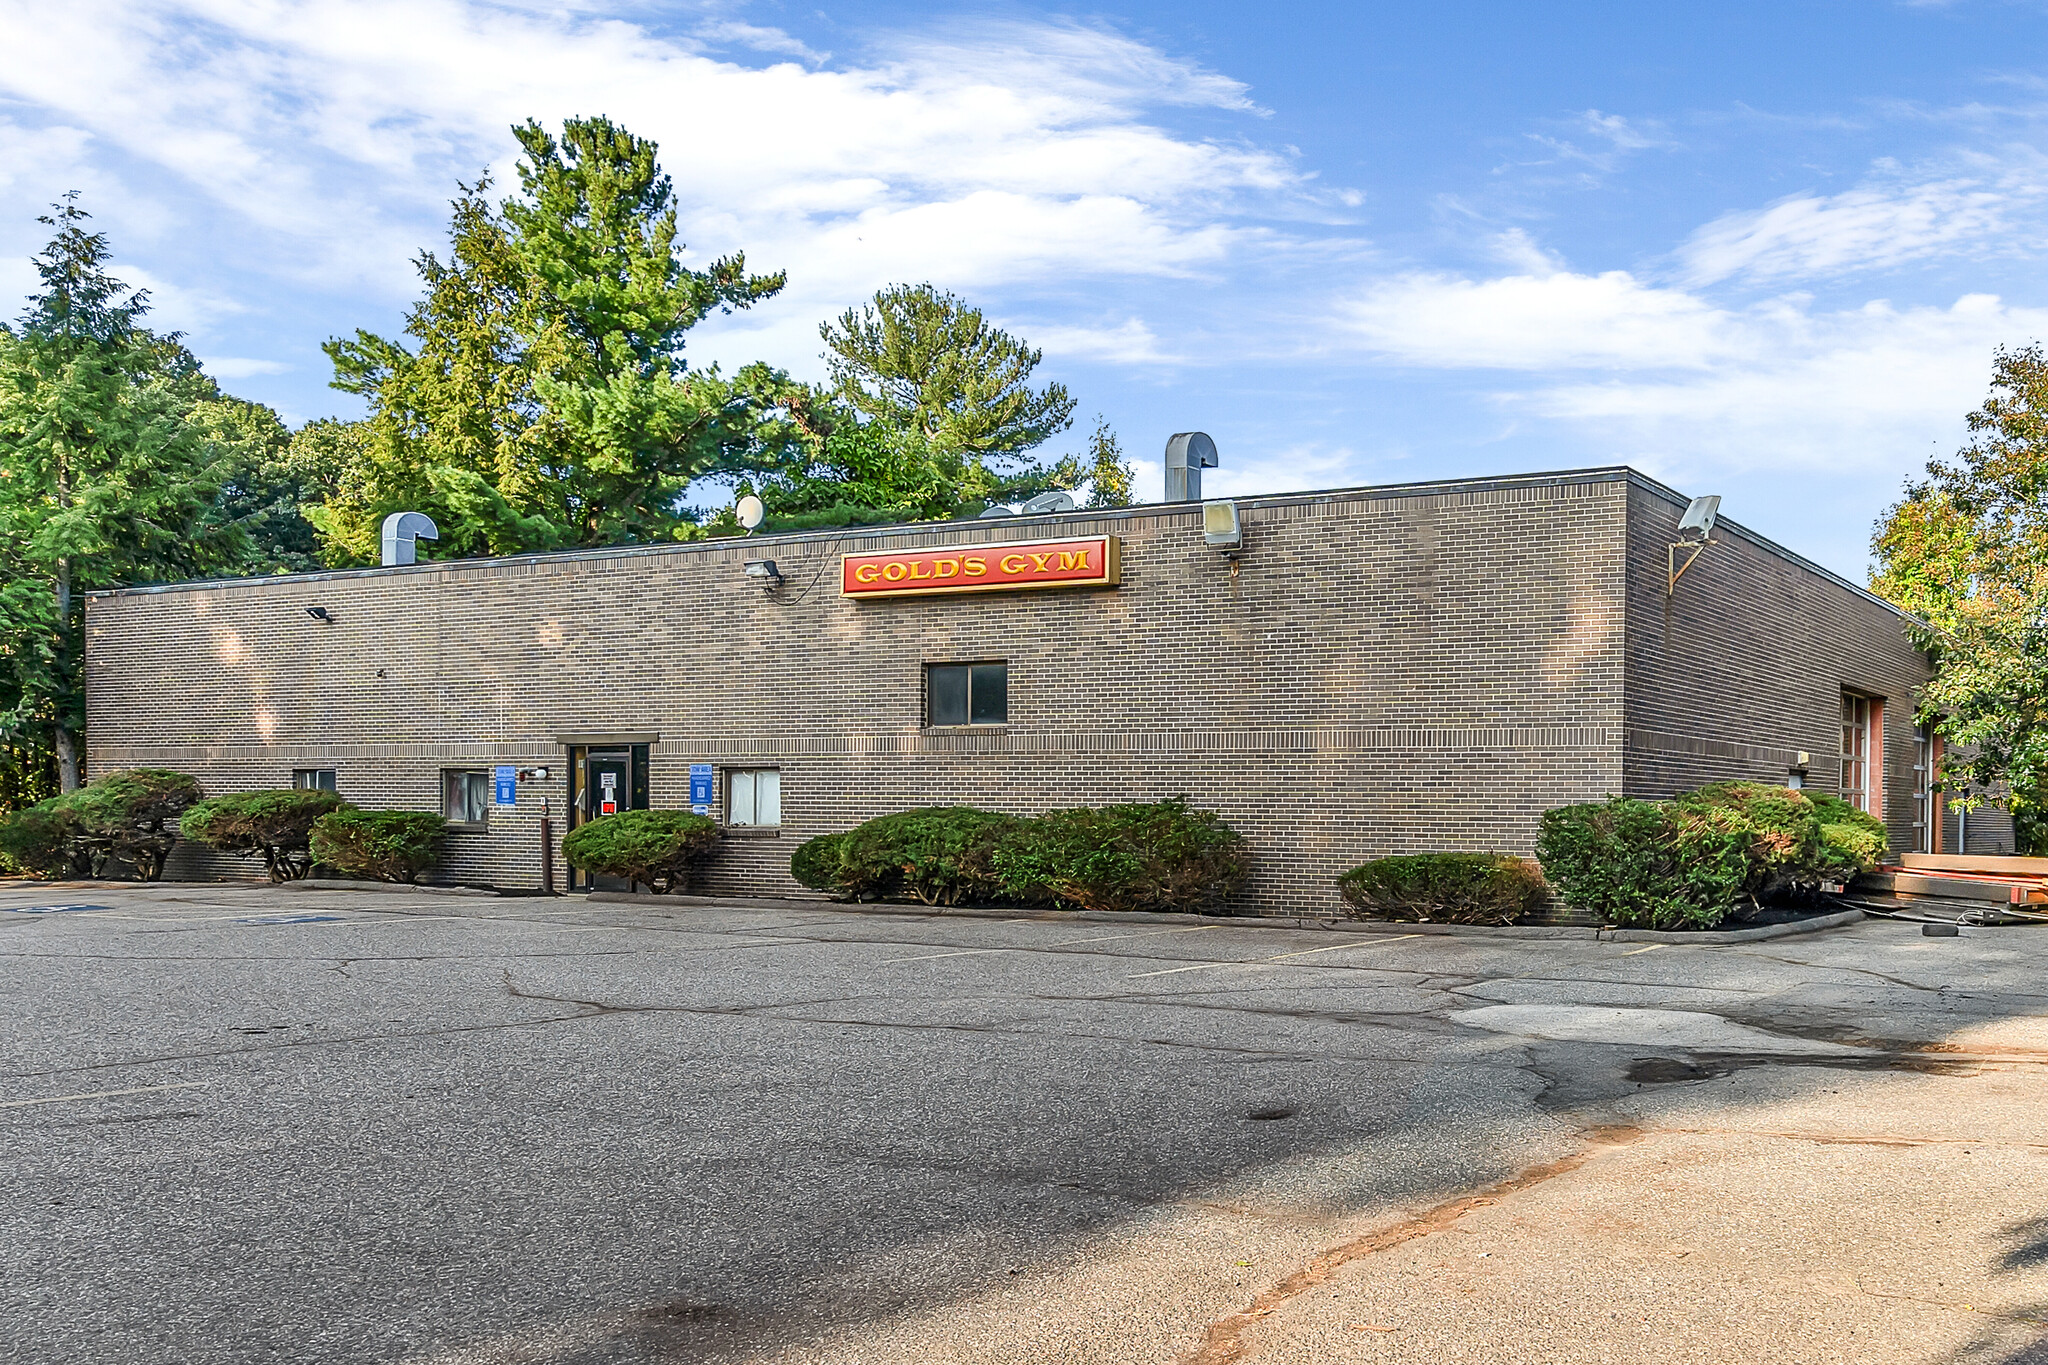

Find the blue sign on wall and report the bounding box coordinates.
[494,765,518,806]
[689,762,714,814]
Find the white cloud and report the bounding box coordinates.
[1196,442,1362,500]
[1331,260,2040,480]
[200,356,290,378]
[0,0,1302,349]
[1021,317,1178,366]
[1676,170,2044,286]
[1338,268,1733,370]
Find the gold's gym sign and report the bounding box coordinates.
[841,536,1121,599]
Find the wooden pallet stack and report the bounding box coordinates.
[1853,853,2048,922]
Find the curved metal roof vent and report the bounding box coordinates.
[1164,432,1218,502]
[381,511,440,567]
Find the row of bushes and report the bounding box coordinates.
[0,773,448,884]
[790,799,1249,914]
[1535,780,1886,930]
[1336,782,1888,931]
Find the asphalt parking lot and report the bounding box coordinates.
[4,883,2046,1365]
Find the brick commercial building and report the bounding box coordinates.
[84,466,1997,915]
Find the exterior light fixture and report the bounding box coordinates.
[743,559,783,586]
[306,606,333,622]
[1203,500,1244,577]
[517,767,551,782]
[1667,495,1721,596]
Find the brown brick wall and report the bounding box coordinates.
[1617,483,1995,853]
[84,468,1944,913]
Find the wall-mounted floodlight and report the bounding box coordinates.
[1204,500,1244,578]
[305,606,334,623]
[743,558,783,589]
[1164,432,1219,502]
[1678,495,1721,540]
[1667,494,1722,596]
[516,766,552,783]
[380,511,439,567]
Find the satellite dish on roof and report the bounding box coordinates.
[736,495,765,532]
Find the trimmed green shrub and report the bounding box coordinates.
[833,807,1021,905]
[0,800,86,878]
[309,808,446,884]
[181,789,348,882]
[789,832,846,893]
[992,798,1249,914]
[1540,781,1892,929]
[560,810,720,894]
[1337,853,1547,925]
[1819,821,1887,876]
[1809,791,1889,843]
[0,769,203,880]
[1537,797,1743,931]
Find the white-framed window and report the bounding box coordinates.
[727,768,781,827]
[1842,693,1872,812]
[293,769,337,792]
[442,769,490,826]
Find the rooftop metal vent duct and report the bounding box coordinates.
[1164,432,1218,502]
[381,511,440,567]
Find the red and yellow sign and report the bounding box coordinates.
[842,535,1120,599]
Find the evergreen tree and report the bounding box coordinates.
[318,117,788,561]
[0,197,244,791]
[820,283,1076,460]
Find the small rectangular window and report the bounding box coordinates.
[1842,693,1870,812]
[442,770,490,826]
[728,768,781,827]
[928,662,1007,726]
[293,769,337,792]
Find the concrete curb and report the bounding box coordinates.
[581,891,1867,944]
[280,879,499,898]
[1597,907,1867,943]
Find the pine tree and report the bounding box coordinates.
[0,197,242,790]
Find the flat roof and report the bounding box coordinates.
[88,464,1908,622]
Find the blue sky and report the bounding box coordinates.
[4,1,2047,576]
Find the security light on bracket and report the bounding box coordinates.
[1667,495,1721,597]
[516,766,552,782]
[742,558,783,589]
[305,606,334,623]
[1203,500,1244,576]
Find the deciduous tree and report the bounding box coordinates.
[1873,344,2048,853]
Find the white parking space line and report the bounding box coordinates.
[0,1081,208,1110]
[1125,960,1237,979]
[1125,933,1421,979]
[1262,934,1420,961]
[880,947,1014,963]
[881,923,1224,964]
[1048,926,1224,946]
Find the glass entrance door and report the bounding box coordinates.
[566,744,648,890]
